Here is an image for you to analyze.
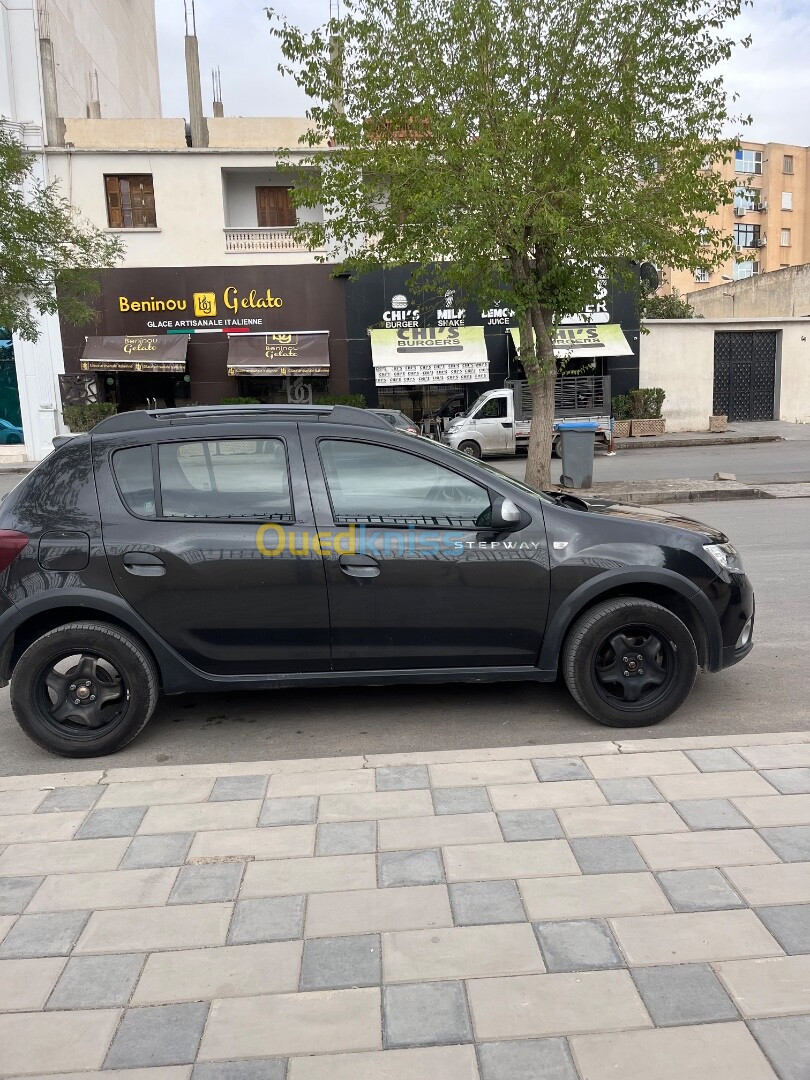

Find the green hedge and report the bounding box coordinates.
[220,396,261,405]
[62,402,117,432]
[314,394,366,408]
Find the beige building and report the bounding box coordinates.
[663,141,809,298]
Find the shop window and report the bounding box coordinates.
[783,154,794,175]
[781,191,793,211]
[256,186,296,228]
[733,223,760,249]
[320,440,490,526]
[112,445,156,517]
[735,149,762,174]
[158,438,292,520]
[105,175,157,228]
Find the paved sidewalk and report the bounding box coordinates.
[0,732,808,1079]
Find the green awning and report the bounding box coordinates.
[509,323,633,358]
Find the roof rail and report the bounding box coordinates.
[91,404,391,434]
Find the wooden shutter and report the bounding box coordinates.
[128,176,157,228]
[256,187,296,228]
[105,176,123,227]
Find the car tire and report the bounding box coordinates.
[551,440,561,459]
[10,621,159,757]
[562,598,698,727]
[6,434,22,445]
[458,440,482,459]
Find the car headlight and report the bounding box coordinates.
[704,542,744,574]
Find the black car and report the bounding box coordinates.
[368,409,420,435]
[0,405,753,757]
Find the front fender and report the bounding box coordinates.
[537,567,723,674]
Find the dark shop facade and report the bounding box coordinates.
[59,264,641,421]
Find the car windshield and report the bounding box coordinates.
[458,393,488,419]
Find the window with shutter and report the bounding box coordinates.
[256,186,296,228]
[104,175,157,228]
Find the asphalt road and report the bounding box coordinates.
[0,497,807,776]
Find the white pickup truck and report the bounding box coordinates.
[441,377,612,459]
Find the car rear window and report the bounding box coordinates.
[158,438,293,520]
[112,445,156,517]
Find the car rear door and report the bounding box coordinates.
[94,422,330,676]
[301,425,550,671]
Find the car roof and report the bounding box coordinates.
[92,405,391,434]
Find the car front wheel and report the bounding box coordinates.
[457,440,482,459]
[10,621,159,757]
[562,598,698,727]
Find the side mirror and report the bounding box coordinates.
[490,496,522,530]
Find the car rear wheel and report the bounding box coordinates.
[562,598,698,727]
[11,621,159,757]
[458,440,482,459]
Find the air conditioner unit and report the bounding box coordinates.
[734,206,746,217]
[754,202,767,211]
[756,236,767,247]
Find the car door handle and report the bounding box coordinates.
[338,553,380,579]
[501,422,513,428]
[122,552,166,576]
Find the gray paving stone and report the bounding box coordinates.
[74,806,147,839]
[760,826,810,862]
[170,862,244,904]
[300,933,381,990]
[478,1037,579,1080]
[762,769,810,795]
[533,918,624,972]
[376,766,430,791]
[432,787,490,815]
[673,798,749,830]
[570,836,646,875]
[0,875,43,915]
[497,810,563,841]
[378,849,445,887]
[383,980,472,1048]
[449,880,526,926]
[631,963,739,1026]
[36,786,103,813]
[755,904,810,954]
[228,895,305,944]
[193,1062,287,1080]
[532,757,591,781]
[316,820,376,855]
[47,952,145,1008]
[209,775,268,802]
[105,1001,209,1068]
[259,796,318,826]
[0,910,89,957]
[121,832,194,869]
[597,778,664,804]
[657,869,745,912]
[749,1015,810,1080]
[685,748,751,772]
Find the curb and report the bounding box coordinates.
[614,434,784,450]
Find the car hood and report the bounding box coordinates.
[567,496,728,543]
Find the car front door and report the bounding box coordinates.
[301,428,550,671]
[470,395,510,453]
[96,424,330,676]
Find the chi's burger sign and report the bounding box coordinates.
[117,286,284,329]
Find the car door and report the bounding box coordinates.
[301,426,550,671]
[95,423,330,676]
[469,395,511,453]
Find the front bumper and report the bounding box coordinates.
[714,572,755,670]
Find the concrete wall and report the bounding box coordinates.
[47,149,326,266]
[63,117,187,149]
[686,263,810,320]
[640,319,810,430]
[207,117,329,149]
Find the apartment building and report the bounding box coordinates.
[664,140,809,298]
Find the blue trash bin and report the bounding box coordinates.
[556,421,598,489]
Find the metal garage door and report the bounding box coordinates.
[713,331,777,422]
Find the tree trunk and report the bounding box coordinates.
[523,306,557,490]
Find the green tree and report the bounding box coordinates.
[268,0,748,486]
[641,290,702,319]
[0,125,123,342]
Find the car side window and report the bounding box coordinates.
[320,440,491,526]
[112,445,156,518]
[477,398,506,419]
[158,438,293,520]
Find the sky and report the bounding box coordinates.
[155,0,810,146]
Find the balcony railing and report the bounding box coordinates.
[224,228,323,253]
